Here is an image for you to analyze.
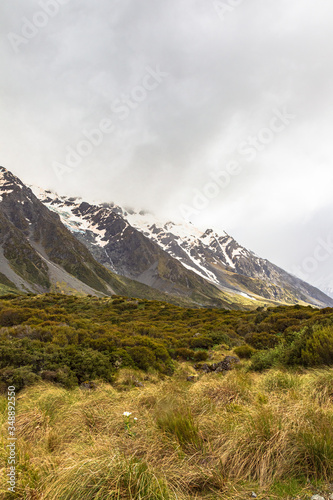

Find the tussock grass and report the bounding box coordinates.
[307,368,333,405]
[1,366,333,499]
[42,453,174,500]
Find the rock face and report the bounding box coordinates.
[195,356,240,373]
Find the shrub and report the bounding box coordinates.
[109,349,135,369]
[246,332,279,350]
[250,346,284,371]
[112,297,124,304]
[300,326,333,366]
[193,350,209,362]
[63,347,114,383]
[127,346,156,371]
[0,308,28,327]
[0,365,40,392]
[173,348,195,360]
[41,367,78,389]
[208,330,233,346]
[189,336,214,349]
[234,344,256,359]
[283,326,333,367]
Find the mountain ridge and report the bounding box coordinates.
[0,167,217,306]
[0,166,331,309]
[31,182,333,308]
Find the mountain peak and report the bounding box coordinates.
[0,167,27,201]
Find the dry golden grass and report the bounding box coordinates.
[1,366,333,499]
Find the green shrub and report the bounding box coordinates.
[174,348,195,360]
[234,344,256,359]
[41,366,78,389]
[301,326,333,366]
[0,365,40,392]
[246,332,279,350]
[112,297,124,304]
[283,326,333,367]
[63,347,114,383]
[193,350,209,362]
[0,308,29,327]
[127,346,156,370]
[189,336,213,349]
[208,330,233,346]
[250,346,284,371]
[109,349,135,369]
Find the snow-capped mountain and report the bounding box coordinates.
[0,167,193,304]
[32,186,333,308]
[124,211,271,285]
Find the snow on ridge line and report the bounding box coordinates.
[125,211,228,247]
[37,195,109,247]
[31,186,246,277]
[123,210,238,278]
[32,186,230,248]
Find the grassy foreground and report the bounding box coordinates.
[1,360,333,499]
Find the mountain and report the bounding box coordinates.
[307,272,333,300]
[1,166,331,309]
[0,166,210,305]
[32,185,333,308]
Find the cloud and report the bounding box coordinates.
[1,0,333,290]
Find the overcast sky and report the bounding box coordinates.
[1,0,333,293]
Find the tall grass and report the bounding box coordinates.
[1,367,333,499]
[42,454,174,500]
[156,405,203,452]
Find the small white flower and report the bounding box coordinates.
[134,417,137,421]
[123,411,132,417]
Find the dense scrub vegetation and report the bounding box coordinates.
[0,294,333,392]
